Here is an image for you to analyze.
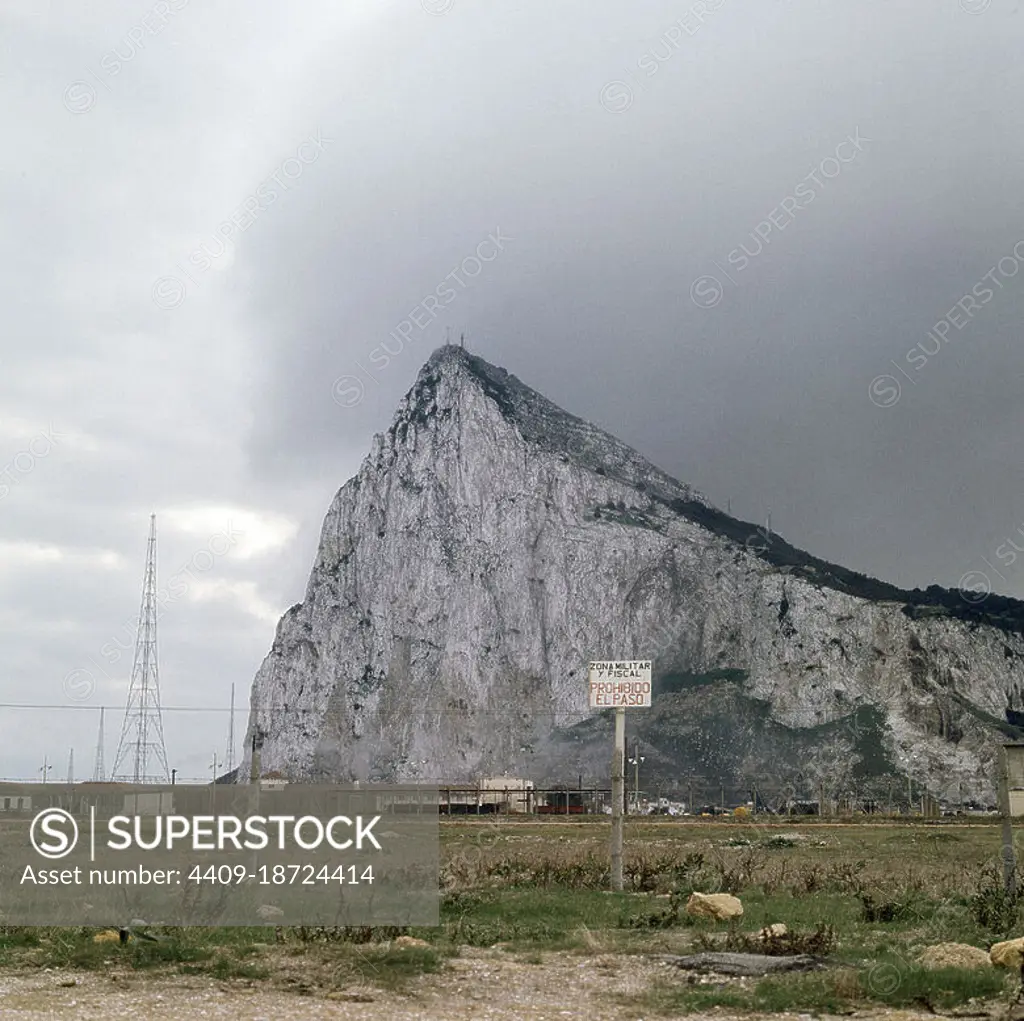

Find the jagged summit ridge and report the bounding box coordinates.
[390,344,711,509]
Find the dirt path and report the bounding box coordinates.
[0,950,947,1021]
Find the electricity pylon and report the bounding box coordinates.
[112,514,170,782]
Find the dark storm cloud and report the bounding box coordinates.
[237,0,1024,596]
[2,0,1023,776]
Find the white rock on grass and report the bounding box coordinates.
[685,893,743,921]
[990,937,1024,968]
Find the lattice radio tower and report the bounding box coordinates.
[112,514,170,782]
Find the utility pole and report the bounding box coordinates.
[209,752,220,813]
[92,707,105,782]
[39,757,51,783]
[249,732,263,785]
[66,748,74,786]
[998,745,1017,897]
[610,708,625,891]
[225,683,236,774]
[248,732,264,880]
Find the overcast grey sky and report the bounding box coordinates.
[2,0,1023,780]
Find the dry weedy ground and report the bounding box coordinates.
[1,820,1018,1018]
[0,949,958,1021]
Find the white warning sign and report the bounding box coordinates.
[587,660,652,708]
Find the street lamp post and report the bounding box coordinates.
[898,754,916,814]
[628,745,645,813]
[210,753,219,812]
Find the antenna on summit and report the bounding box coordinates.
[460,332,465,350]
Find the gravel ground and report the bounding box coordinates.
[0,951,951,1021]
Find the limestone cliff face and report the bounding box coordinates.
[242,346,1024,800]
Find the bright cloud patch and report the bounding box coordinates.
[187,579,283,624]
[0,418,98,453]
[160,506,299,560]
[0,542,124,570]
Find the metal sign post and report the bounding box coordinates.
[588,660,652,893]
[999,743,1020,898]
[611,707,625,890]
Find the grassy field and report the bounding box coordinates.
[3,816,1024,1013]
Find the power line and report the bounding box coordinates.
[0,703,620,716]
[0,775,236,784]
[0,702,259,712]
[0,701,846,722]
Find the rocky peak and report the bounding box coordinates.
[382,343,710,509]
[242,347,1024,803]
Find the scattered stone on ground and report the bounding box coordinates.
[256,904,284,921]
[393,936,430,949]
[685,891,744,920]
[918,943,991,970]
[759,923,789,940]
